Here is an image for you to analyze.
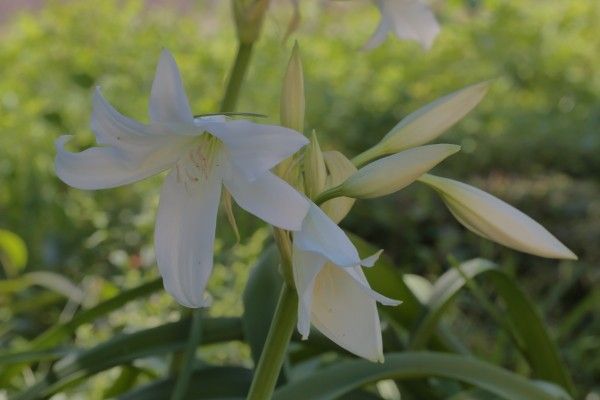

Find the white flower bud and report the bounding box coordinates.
[418,174,577,260]
[336,144,460,199]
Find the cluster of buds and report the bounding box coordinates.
[276,42,575,360]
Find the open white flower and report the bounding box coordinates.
[55,50,310,307]
[365,0,440,50]
[293,204,400,362]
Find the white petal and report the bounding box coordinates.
[343,266,402,306]
[363,3,392,50]
[154,159,224,307]
[360,249,384,268]
[381,82,490,153]
[206,119,308,181]
[92,88,155,147]
[384,0,440,49]
[293,204,361,268]
[223,168,309,231]
[419,174,577,260]
[149,49,194,124]
[292,248,327,338]
[310,263,384,362]
[341,144,460,198]
[55,135,186,190]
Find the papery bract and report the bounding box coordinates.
[56,50,310,307]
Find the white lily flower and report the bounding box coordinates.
[365,0,440,50]
[55,50,310,307]
[418,174,577,260]
[293,204,401,362]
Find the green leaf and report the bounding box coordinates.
[272,352,572,400]
[11,317,243,400]
[119,366,252,400]
[0,278,163,386]
[242,245,282,364]
[0,347,72,365]
[409,259,574,393]
[0,229,28,277]
[30,278,162,349]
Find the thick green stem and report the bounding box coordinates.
[246,284,298,400]
[220,42,255,112]
[170,309,203,400]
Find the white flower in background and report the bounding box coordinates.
[293,203,401,362]
[365,0,440,50]
[284,0,440,50]
[55,50,310,307]
[418,174,577,260]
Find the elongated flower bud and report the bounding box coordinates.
[353,82,488,167]
[326,144,460,200]
[280,41,305,133]
[418,174,577,260]
[321,151,357,223]
[304,130,326,199]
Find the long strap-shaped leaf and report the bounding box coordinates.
[11,317,242,400]
[119,366,252,400]
[409,259,574,394]
[31,278,163,349]
[272,352,572,400]
[0,278,163,386]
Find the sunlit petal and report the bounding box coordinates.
[419,174,577,260]
[154,158,224,308]
[223,167,309,231]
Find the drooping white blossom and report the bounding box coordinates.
[293,204,400,362]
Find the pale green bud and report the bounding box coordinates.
[320,151,357,223]
[418,174,577,260]
[233,0,270,44]
[353,82,489,167]
[304,130,327,199]
[320,144,460,201]
[280,41,305,133]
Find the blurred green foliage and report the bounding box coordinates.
[0,0,598,397]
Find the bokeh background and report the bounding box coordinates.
[0,0,598,398]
